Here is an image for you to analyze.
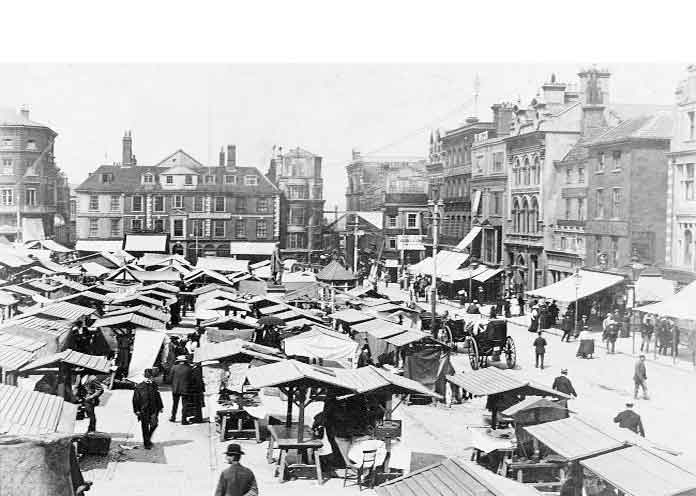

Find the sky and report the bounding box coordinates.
[0,63,686,211]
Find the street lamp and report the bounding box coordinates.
[573,268,581,336]
[469,261,479,306]
[627,251,646,354]
[427,199,443,336]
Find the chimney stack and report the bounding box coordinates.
[20,105,29,119]
[491,103,514,138]
[578,67,611,138]
[219,147,225,167]
[226,145,236,168]
[122,130,133,167]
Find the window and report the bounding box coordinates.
[191,220,203,237]
[492,191,502,215]
[257,198,269,213]
[204,175,215,184]
[523,158,530,185]
[153,195,164,212]
[512,198,520,232]
[387,215,397,228]
[560,237,567,250]
[184,175,193,185]
[110,195,120,212]
[173,219,184,237]
[566,166,573,184]
[689,111,695,141]
[235,219,246,238]
[132,195,143,212]
[214,196,225,212]
[225,175,236,184]
[684,229,693,267]
[173,195,183,209]
[684,164,695,201]
[289,208,305,225]
[26,139,37,151]
[577,197,585,221]
[131,218,142,231]
[596,188,604,218]
[244,175,258,186]
[110,219,120,237]
[578,167,585,183]
[493,152,504,172]
[288,185,308,199]
[597,152,605,172]
[533,157,541,184]
[595,235,602,257]
[610,236,619,266]
[256,220,268,239]
[89,195,99,211]
[388,238,397,249]
[165,175,173,184]
[1,189,13,205]
[612,150,622,170]
[236,197,246,213]
[611,188,623,218]
[288,233,307,249]
[565,198,572,220]
[101,173,113,184]
[513,159,520,185]
[0,159,12,175]
[25,188,36,207]
[89,219,98,237]
[407,213,418,229]
[1,137,12,148]
[153,219,164,233]
[213,220,225,238]
[143,173,154,184]
[193,196,204,212]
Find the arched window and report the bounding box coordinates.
[521,198,529,233]
[216,245,230,257]
[533,156,541,184]
[171,243,184,255]
[685,229,693,267]
[203,243,216,257]
[513,159,520,185]
[523,158,531,185]
[512,198,520,232]
[529,197,539,233]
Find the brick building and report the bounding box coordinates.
[75,133,280,261]
[0,106,71,244]
[267,146,324,264]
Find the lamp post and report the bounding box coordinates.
[628,251,646,354]
[573,268,581,336]
[428,199,443,336]
[469,261,479,306]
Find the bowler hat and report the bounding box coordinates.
[176,355,188,362]
[224,443,245,456]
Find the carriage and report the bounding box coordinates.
[440,315,517,370]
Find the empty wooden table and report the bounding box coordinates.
[267,424,324,485]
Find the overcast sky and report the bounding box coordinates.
[0,63,686,210]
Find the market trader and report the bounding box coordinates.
[215,443,258,496]
[613,402,645,437]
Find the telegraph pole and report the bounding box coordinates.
[428,199,443,335]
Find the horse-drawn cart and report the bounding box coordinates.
[440,315,516,370]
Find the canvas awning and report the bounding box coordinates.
[455,226,483,251]
[26,239,73,253]
[328,309,375,324]
[443,264,488,283]
[525,270,625,303]
[21,218,45,242]
[75,240,124,252]
[228,242,276,256]
[196,256,249,273]
[580,446,696,496]
[636,280,696,320]
[124,234,168,253]
[411,250,469,277]
[474,267,504,283]
[283,327,359,367]
[447,367,570,399]
[635,275,676,303]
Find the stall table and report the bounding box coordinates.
[216,406,261,442]
[266,424,323,484]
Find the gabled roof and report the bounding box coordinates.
[154,149,204,168]
[103,305,169,323]
[93,313,163,330]
[20,349,112,374]
[316,260,356,281]
[590,111,674,145]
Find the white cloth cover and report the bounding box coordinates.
[127,330,166,383]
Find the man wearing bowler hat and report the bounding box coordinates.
[169,355,193,424]
[215,443,258,496]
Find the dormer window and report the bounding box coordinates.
[185,175,193,185]
[204,175,216,184]
[143,173,154,184]
[101,173,113,184]
[244,175,258,186]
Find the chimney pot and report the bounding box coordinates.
[219,147,225,167]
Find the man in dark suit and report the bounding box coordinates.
[215,443,258,496]
[169,355,193,424]
[613,403,645,437]
[552,369,577,398]
[132,368,164,449]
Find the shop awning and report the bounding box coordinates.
[443,264,488,283]
[124,234,169,253]
[229,242,276,256]
[411,250,469,277]
[580,446,696,496]
[456,226,482,251]
[635,275,676,304]
[525,270,625,303]
[474,267,504,283]
[636,280,696,320]
[21,218,45,242]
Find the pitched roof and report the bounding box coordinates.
[19,349,112,374]
[0,384,76,435]
[591,111,674,145]
[316,260,356,281]
[154,149,204,168]
[0,107,54,130]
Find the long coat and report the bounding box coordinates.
[132,380,164,415]
[170,363,193,395]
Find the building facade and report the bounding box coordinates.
[267,147,324,264]
[75,133,280,260]
[0,106,71,243]
[665,65,696,284]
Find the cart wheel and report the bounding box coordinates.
[442,324,454,348]
[504,336,517,369]
[465,336,479,370]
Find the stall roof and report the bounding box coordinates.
[191,283,236,296]
[111,294,164,308]
[141,282,180,294]
[0,332,46,352]
[124,234,169,253]
[525,270,625,302]
[205,299,252,313]
[3,284,39,297]
[351,318,404,335]
[139,253,190,267]
[196,256,250,273]
[20,349,112,374]
[93,313,163,330]
[581,446,696,496]
[523,416,627,461]
[26,280,62,293]
[184,268,233,286]
[52,277,90,293]
[447,368,571,400]
[19,301,95,321]
[0,291,17,306]
[229,241,276,256]
[193,339,284,363]
[375,457,541,496]
[274,310,301,321]
[25,239,73,253]
[443,264,489,283]
[0,249,32,268]
[328,308,375,324]
[259,303,289,315]
[0,384,77,435]
[75,240,124,252]
[502,397,570,417]
[58,290,114,304]
[0,345,35,371]
[200,314,258,329]
[411,250,469,277]
[133,269,182,282]
[103,305,169,323]
[316,261,356,281]
[636,280,696,320]
[384,330,431,347]
[82,261,113,277]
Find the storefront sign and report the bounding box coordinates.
[396,235,425,251]
[585,220,629,237]
[375,419,402,440]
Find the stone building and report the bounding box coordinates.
[267,146,324,264]
[665,65,696,285]
[75,133,280,260]
[0,106,71,244]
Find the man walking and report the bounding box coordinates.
[533,331,547,369]
[215,443,258,496]
[613,402,645,437]
[170,355,193,424]
[552,369,577,398]
[132,368,164,449]
[75,372,104,433]
[633,354,649,400]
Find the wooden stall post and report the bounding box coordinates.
[285,387,294,429]
[296,387,307,443]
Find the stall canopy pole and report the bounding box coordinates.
[285,387,294,429]
[296,387,307,443]
[383,396,393,474]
